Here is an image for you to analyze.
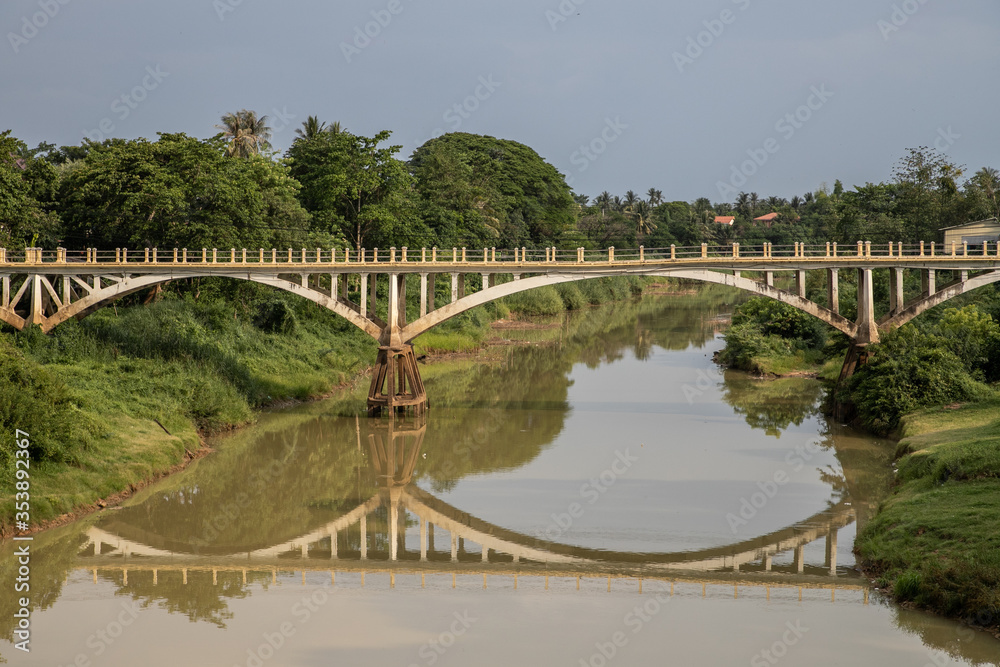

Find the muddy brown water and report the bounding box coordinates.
[3,286,999,666]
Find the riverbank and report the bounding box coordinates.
[854,401,1000,637]
[0,276,648,533]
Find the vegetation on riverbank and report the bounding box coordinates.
[855,401,1000,635]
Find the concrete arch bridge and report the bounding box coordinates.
[3,241,998,413]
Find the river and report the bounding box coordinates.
[3,285,999,666]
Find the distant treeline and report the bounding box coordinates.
[2,112,997,253]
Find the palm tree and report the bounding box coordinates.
[624,190,639,209]
[295,115,327,140]
[573,193,590,207]
[646,188,663,206]
[631,200,656,236]
[328,121,343,135]
[612,195,624,212]
[735,191,750,217]
[749,192,760,215]
[765,195,783,211]
[216,109,272,158]
[596,191,612,218]
[803,191,814,204]
[790,195,803,211]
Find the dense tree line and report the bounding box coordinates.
[2,112,997,255]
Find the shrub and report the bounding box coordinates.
[732,297,827,348]
[718,322,793,373]
[847,326,995,435]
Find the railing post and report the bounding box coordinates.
[888,242,893,258]
[116,248,121,263]
[144,248,149,263]
[577,247,584,263]
[865,241,871,258]
[857,241,863,257]
[701,243,707,259]
[272,248,277,263]
[402,247,408,262]
[461,247,467,262]
[484,248,488,262]
[732,243,738,259]
[522,247,527,262]
[421,247,427,262]
[258,248,264,263]
[825,242,830,258]
[344,247,350,263]
[951,241,956,257]
[183,248,188,263]
[174,248,179,263]
[212,248,217,263]
[640,245,645,261]
[390,247,396,263]
[609,246,615,262]
[492,247,496,262]
[242,249,247,264]
[919,241,925,257]
[670,244,676,260]
[832,242,837,258]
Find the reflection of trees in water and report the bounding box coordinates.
[721,375,823,437]
[892,604,1000,666]
[0,528,87,657]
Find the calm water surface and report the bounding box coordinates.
[3,287,999,666]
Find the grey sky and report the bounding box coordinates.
[1,0,997,203]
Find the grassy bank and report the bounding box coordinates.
[0,275,647,531]
[854,401,1000,634]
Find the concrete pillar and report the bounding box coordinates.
[796,270,806,298]
[427,274,436,313]
[330,530,338,559]
[856,268,879,344]
[420,519,427,562]
[387,274,400,336]
[389,500,398,561]
[482,544,489,562]
[922,269,936,297]
[30,275,43,326]
[450,533,458,562]
[794,545,804,574]
[764,272,773,287]
[826,528,838,576]
[369,273,378,320]
[396,274,407,328]
[827,268,839,315]
[763,554,772,571]
[458,275,466,298]
[360,274,369,318]
[360,514,368,561]
[451,274,459,303]
[420,274,428,317]
[889,268,904,315]
[330,274,338,299]
[481,273,489,292]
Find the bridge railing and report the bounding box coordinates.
[3,240,1000,266]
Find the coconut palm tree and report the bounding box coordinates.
[735,191,751,217]
[624,190,639,209]
[295,115,327,140]
[749,192,760,215]
[646,188,663,206]
[216,109,272,158]
[612,195,624,212]
[790,195,803,211]
[631,200,656,236]
[596,191,612,218]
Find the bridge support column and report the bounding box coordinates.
[367,345,427,417]
[889,268,904,316]
[451,534,458,562]
[827,269,839,315]
[420,518,427,561]
[420,273,428,317]
[763,554,772,571]
[795,270,807,298]
[764,272,773,288]
[825,528,838,576]
[370,274,379,320]
[451,274,459,303]
[922,269,936,297]
[855,268,879,345]
[360,274,369,318]
[794,545,804,574]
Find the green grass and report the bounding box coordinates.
[856,400,1000,629]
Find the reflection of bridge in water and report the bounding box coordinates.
[76,419,864,597]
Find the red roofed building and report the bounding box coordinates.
[753,212,779,228]
[714,216,735,226]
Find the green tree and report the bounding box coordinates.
[0,130,61,247]
[409,133,575,248]
[295,115,327,140]
[58,133,310,250]
[216,109,272,158]
[287,129,416,251]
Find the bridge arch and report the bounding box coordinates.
[879,269,1000,331]
[402,268,857,342]
[14,272,384,338]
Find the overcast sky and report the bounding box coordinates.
[1,0,997,202]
